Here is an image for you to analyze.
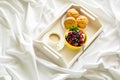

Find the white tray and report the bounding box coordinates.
[34,4,103,68]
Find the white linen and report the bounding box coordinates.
[0,0,120,80]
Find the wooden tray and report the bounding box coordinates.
[34,4,103,68]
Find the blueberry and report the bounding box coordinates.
[76,33,80,38]
[74,38,79,42]
[71,40,76,45]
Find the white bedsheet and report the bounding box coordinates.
[0,0,120,80]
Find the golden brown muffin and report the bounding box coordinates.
[76,15,89,28]
[64,17,77,29]
[67,8,80,18]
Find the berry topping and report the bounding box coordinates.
[65,30,85,47]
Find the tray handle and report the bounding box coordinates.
[34,41,67,67]
[42,42,62,58]
[80,6,97,21]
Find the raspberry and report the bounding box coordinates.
[79,31,82,35]
[80,35,83,39]
[68,31,72,35]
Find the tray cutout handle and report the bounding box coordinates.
[80,7,97,21]
[34,41,67,67]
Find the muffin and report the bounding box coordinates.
[76,15,89,28]
[67,8,80,18]
[64,17,77,29]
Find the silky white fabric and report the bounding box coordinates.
[0,0,120,80]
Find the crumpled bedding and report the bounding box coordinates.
[0,0,120,80]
